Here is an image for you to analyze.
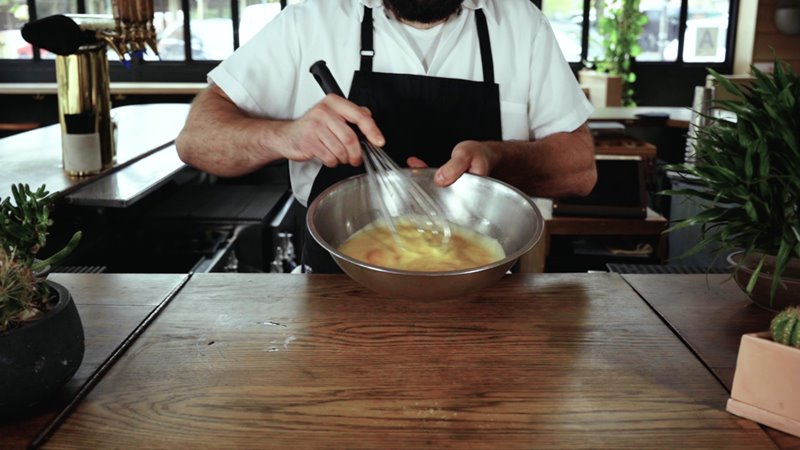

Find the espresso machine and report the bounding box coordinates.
[21,0,158,177]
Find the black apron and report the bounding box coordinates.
[303,7,503,273]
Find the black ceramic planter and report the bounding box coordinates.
[0,280,85,410]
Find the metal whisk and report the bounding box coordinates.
[310,60,451,247]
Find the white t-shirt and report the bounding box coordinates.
[390,19,445,72]
[209,0,593,207]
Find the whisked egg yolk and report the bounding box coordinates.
[337,218,505,271]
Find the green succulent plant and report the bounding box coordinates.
[0,183,81,332]
[0,183,81,272]
[770,306,800,348]
[662,55,800,305]
[0,247,48,331]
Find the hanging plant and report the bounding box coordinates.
[594,0,648,106]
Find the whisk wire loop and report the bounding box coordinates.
[308,60,451,248]
[360,140,452,248]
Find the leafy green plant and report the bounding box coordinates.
[593,0,648,106]
[0,184,81,331]
[662,55,800,304]
[771,306,800,348]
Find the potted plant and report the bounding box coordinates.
[662,55,800,311]
[727,306,800,437]
[0,183,83,412]
[579,0,647,107]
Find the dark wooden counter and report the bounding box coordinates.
[1,273,188,450]
[621,274,800,450]
[42,273,773,449]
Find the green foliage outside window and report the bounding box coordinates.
[594,0,648,106]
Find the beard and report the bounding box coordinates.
[383,0,464,23]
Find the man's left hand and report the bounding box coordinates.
[406,140,498,187]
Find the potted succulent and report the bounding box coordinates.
[727,306,800,438]
[0,183,83,411]
[579,0,647,107]
[663,55,800,311]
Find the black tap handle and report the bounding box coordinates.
[21,15,94,56]
[310,60,346,98]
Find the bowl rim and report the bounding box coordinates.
[306,168,544,276]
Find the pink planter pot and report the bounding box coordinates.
[727,332,800,438]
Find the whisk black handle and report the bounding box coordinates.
[310,60,346,98]
[310,60,369,140]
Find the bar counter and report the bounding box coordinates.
[4,272,794,449]
[0,103,189,207]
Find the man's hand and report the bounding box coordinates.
[177,86,386,177]
[407,140,499,187]
[405,123,596,198]
[276,94,385,168]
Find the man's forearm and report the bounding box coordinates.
[176,86,287,177]
[489,124,596,198]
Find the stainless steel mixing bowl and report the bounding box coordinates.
[307,168,544,299]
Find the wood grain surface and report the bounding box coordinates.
[753,0,800,71]
[1,273,187,450]
[46,273,774,449]
[621,274,800,450]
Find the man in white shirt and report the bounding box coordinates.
[176,0,596,272]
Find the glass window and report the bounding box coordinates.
[150,0,186,60]
[85,0,111,14]
[186,0,233,61]
[36,0,76,17]
[587,0,602,63]
[0,0,31,59]
[589,0,669,64]
[155,3,187,61]
[578,0,729,64]
[541,0,584,63]
[638,0,680,62]
[681,0,729,63]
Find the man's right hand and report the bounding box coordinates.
[275,94,385,168]
[177,86,386,178]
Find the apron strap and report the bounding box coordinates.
[475,9,494,84]
[360,7,374,73]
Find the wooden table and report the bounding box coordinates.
[31,273,773,449]
[1,273,188,450]
[621,274,800,450]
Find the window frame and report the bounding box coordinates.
[539,0,738,72]
[0,0,738,84]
